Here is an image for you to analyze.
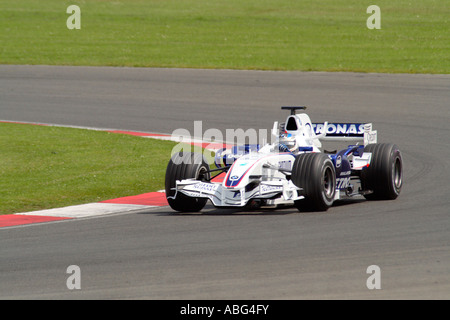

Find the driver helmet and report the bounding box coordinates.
[279,132,298,152]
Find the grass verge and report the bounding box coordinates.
[0,0,448,73]
[0,123,178,215]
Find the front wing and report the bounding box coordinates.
[173,179,303,207]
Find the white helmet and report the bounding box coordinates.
[279,132,298,152]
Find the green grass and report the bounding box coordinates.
[0,0,448,73]
[0,123,180,214]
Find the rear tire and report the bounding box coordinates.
[165,152,210,212]
[361,143,403,200]
[291,153,336,211]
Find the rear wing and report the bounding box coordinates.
[311,123,377,146]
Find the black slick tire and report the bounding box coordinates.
[165,152,210,212]
[291,153,336,211]
[361,143,403,200]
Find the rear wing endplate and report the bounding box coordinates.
[311,123,377,146]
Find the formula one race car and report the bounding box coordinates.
[165,106,403,212]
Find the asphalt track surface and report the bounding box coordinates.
[0,65,449,299]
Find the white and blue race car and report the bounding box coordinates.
[165,106,403,212]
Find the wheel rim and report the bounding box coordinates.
[392,157,402,190]
[322,167,334,198]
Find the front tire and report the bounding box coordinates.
[291,153,336,211]
[165,152,210,212]
[361,143,403,200]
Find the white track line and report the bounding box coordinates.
[15,203,155,218]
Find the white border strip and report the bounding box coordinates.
[15,203,154,218]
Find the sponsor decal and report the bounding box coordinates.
[312,123,365,136]
[336,177,351,189]
[364,130,378,145]
[336,155,342,168]
[192,183,219,193]
[260,185,283,194]
[278,160,292,171]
